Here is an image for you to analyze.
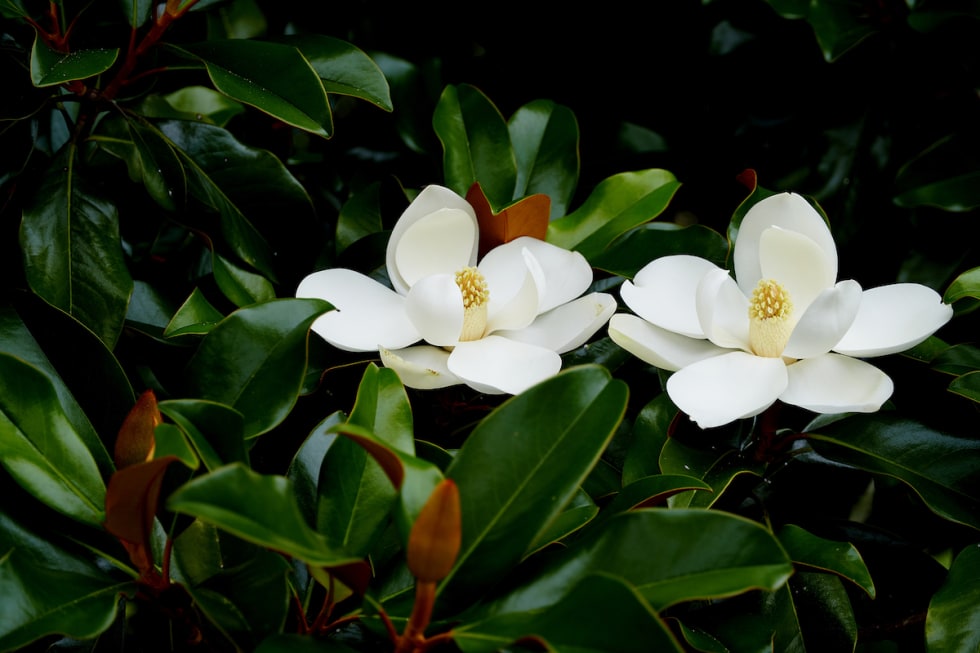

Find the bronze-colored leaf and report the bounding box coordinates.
[114,389,162,469]
[466,182,550,258]
[407,479,461,583]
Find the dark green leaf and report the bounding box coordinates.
[158,399,249,471]
[948,370,980,404]
[287,412,344,527]
[0,353,106,527]
[139,85,246,127]
[591,223,729,279]
[926,544,980,652]
[525,488,598,556]
[174,40,332,137]
[433,83,517,208]
[943,265,980,306]
[507,99,580,219]
[587,474,713,535]
[279,34,392,110]
[660,436,764,509]
[546,169,682,261]
[20,150,133,348]
[454,574,684,653]
[167,463,362,567]
[184,298,332,438]
[807,413,980,530]
[164,287,226,337]
[894,134,980,212]
[777,524,875,597]
[212,252,276,307]
[335,182,384,255]
[622,393,675,485]
[436,365,628,610]
[29,34,117,86]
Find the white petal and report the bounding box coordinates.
[734,193,837,296]
[695,268,751,351]
[404,274,463,346]
[447,335,562,395]
[756,226,837,313]
[380,345,460,390]
[620,255,720,338]
[608,313,728,372]
[504,237,593,312]
[386,185,478,295]
[666,351,788,429]
[833,283,954,357]
[483,247,543,333]
[296,269,420,351]
[498,292,617,353]
[781,354,893,414]
[783,280,862,359]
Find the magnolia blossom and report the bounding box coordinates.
[608,192,954,429]
[297,185,616,395]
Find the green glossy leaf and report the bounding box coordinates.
[433,83,517,208]
[943,265,980,305]
[591,222,729,279]
[278,34,392,110]
[777,524,875,597]
[0,511,133,651]
[508,99,580,219]
[546,169,682,260]
[335,182,384,255]
[894,134,980,212]
[30,34,118,87]
[167,463,362,567]
[622,393,675,485]
[807,413,980,530]
[525,488,598,556]
[931,342,980,375]
[158,399,249,471]
[948,370,980,404]
[164,287,226,337]
[213,252,276,307]
[174,40,332,137]
[20,150,134,348]
[125,116,187,211]
[926,544,980,652]
[660,436,764,509]
[775,572,858,652]
[0,353,106,527]
[287,411,343,527]
[0,304,112,475]
[160,119,315,280]
[485,509,793,615]
[588,474,713,535]
[185,298,332,438]
[454,574,684,653]
[121,0,152,28]
[139,85,246,127]
[437,365,628,610]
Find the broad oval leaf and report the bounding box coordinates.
[591,222,730,279]
[30,34,118,87]
[943,265,980,306]
[660,435,764,509]
[926,544,980,652]
[184,298,333,438]
[158,398,249,471]
[173,40,332,137]
[894,133,980,212]
[507,99,580,219]
[948,370,980,404]
[0,353,106,527]
[777,524,875,597]
[436,365,629,611]
[278,34,392,110]
[433,83,517,209]
[166,462,361,568]
[164,287,226,337]
[807,413,980,530]
[212,252,276,307]
[546,168,682,261]
[0,510,133,651]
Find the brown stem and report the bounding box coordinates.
[394,581,436,653]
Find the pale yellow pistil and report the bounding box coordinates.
[748,279,793,358]
[455,267,489,342]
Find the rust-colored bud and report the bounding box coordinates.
[406,479,462,583]
[114,389,161,469]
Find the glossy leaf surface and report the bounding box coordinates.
[507,99,580,219]
[926,544,980,652]
[30,35,117,86]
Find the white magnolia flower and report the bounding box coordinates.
[297,185,616,395]
[608,192,954,429]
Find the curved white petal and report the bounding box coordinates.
[386,185,478,295]
[666,351,788,429]
[483,247,543,333]
[504,237,593,312]
[695,268,751,351]
[833,284,954,357]
[447,335,562,395]
[781,354,893,414]
[783,280,862,359]
[498,292,616,353]
[404,274,463,346]
[380,345,460,390]
[734,193,837,295]
[620,255,720,338]
[608,313,729,372]
[756,226,836,313]
[296,269,420,351]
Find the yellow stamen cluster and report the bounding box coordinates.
[748,279,793,358]
[455,267,489,342]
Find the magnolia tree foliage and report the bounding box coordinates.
[0,1,979,653]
